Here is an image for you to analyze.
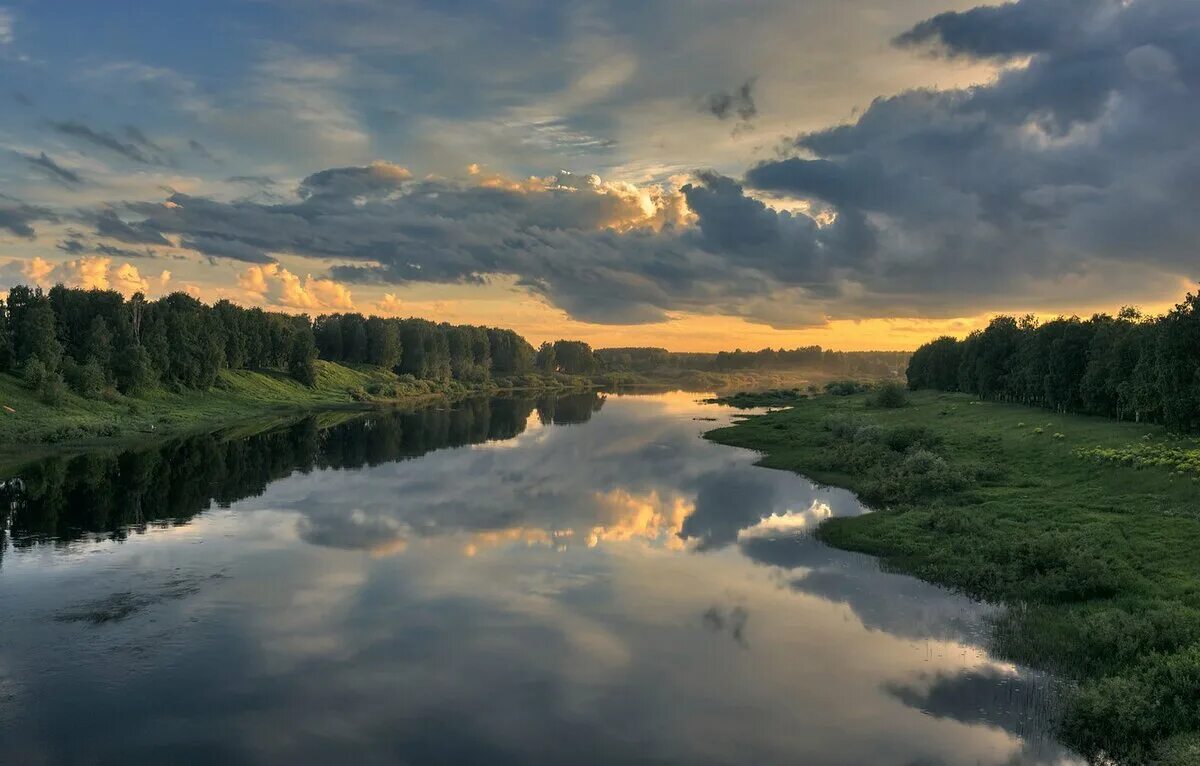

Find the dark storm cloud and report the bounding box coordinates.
[703,77,757,122]
[22,151,82,185]
[84,0,1200,323]
[742,0,1200,314]
[894,0,1105,60]
[180,234,275,264]
[91,209,171,245]
[95,243,159,260]
[227,175,277,187]
[0,201,54,238]
[124,125,165,154]
[117,167,817,324]
[51,120,161,165]
[297,162,412,200]
[57,238,86,253]
[188,139,216,161]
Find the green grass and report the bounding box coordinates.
[705,390,1200,764]
[0,361,491,470]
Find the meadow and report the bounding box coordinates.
[706,388,1200,764]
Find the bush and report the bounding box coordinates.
[824,380,869,396]
[821,415,860,440]
[367,382,399,399]
[1063,646,1200,762]
[853,424,884,444]
[72,360,106,399]
[22,357,49,391]
[870,381,909,409]
[23,358,67,405]
[38,373,67,405]
[884,424,941,452]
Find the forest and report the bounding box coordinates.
[906,290,1200,431]
[0,284,609,404]
[594,346,908,378]
[2,283,912,407]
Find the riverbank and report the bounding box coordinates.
[704,390,1200,764]
[0,361,584,467]
[0,361,834,471]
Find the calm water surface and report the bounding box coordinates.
[0,392,1080,765]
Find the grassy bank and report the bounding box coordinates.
[705,389,1200,764]
[0,361,600,466]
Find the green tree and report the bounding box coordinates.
[288,324,318,386]
[115,344,156,394]
[14,299,63,372]
[365,316,401,369]
[74,359,106,399]
[535,341,556,374]
[551,340,596,375]
[86,316,114,378]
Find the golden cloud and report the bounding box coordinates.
[239,263,356,311]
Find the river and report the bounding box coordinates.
[0,391,1081,765]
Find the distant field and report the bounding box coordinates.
[706,389,1200,764]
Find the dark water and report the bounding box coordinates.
[0,392,1079,765]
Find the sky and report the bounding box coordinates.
[0,0,1197,351]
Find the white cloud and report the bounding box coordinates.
[0,8,14,45]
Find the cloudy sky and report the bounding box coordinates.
[0,0,1196,350]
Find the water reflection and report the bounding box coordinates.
[0,392,1080,765]
[0,393,600,547]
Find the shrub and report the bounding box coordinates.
[1063,646,1200,763]
[22,357,49,391]
[367,382,399,398]
[38,373,67,405]
[23,358,67,405]
[73,360,106,399]
[821,415,860,440]
[884,424,941,452]
[853,424,884,444]
[824,380,869,396]
[870,381,908,409]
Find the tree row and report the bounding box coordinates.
[0,284,610,403]
[907,290,1200,431]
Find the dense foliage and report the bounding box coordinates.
[313,313,541,382]
[3,285,323,401]
[2,282,912,409]
[0,284,593,401]
[907,291,1200,430]
[595,346,908,377]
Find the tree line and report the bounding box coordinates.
[594,346,909,377]
[2,281,914,407]
[0,284,616,403]
[906,290,1200,431]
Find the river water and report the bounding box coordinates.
[0,391,1081,765]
